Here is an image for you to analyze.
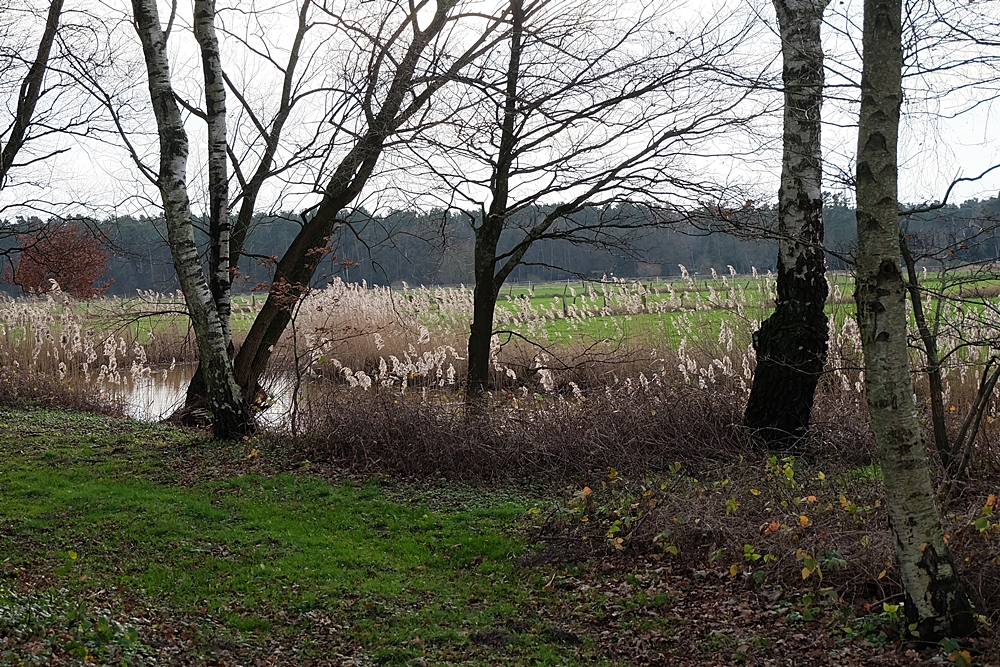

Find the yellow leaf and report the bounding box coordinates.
[750,488,761,496]
[68,551,77,560]
[802,567,812,580]
[608,468,619,480]
[878,569,887,580]
[799,515,811,527]
[730,564,739,577]
[817,471,826,480]
[839,494,849,508]
[614,537,624,550]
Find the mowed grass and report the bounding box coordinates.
[0,409,632,665]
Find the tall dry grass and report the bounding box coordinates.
[3,269,1000,461]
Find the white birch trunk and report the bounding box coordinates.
[855,0,973,640]
[131,0,251,438]
[194,0,232,347]
[744,0,829,444]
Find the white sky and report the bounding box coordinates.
[0,0,998,222]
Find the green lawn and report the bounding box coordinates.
[0,409,630,665]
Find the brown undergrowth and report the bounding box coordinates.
[291,382,1000,656]
[0,368,121,416]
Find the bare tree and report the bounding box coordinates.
[894,176,1000,481]
[743,0,830,447]
[0,0,64,190]
[130,0,253,438]
[405,0,768,399]
[854,0,974,639]
[0,0,107,215]
[227,0,510,401]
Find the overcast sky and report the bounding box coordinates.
[1,0,997,222]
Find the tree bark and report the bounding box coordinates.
[0,0,63,188]
[467,218,505,398]
[131,0,252,438]
[744,0,830,448]
[465,0,522,401]
[231,0,459,398]
[194,0,233,350]
[855,0,974,640]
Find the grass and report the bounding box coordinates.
[3,408,1000,665]
[0,408,627,665]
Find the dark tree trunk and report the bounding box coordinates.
[466,286,499,400]
[744,0,830,447]
[464,0,522,404]
[744,300,828,444]
[467,219,503,399]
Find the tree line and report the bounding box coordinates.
[4,194,1000,297]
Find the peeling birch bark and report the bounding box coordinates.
[744,0,830,447]
[131,0,252,438]
[855,0,974,640]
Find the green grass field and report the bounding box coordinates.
[0,409,640,665]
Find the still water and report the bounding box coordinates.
[108,365,298,429]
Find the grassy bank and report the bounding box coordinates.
[3,408,1000,665]
[0,410,554,665]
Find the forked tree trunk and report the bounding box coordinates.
[131,0,252,438]
[854,0,974,640]
[181,0,312,416]
[744,0,830,447]
[229,2,459,400]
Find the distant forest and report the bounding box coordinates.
[4,194,1000,297]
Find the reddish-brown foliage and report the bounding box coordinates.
[4,222,113,298]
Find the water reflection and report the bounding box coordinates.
[107,365,298,429]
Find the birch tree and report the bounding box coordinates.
[743,0,830,447]
[131,0,252,438]
[854,0,974,639]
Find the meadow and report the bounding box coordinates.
[4,269,1000,664]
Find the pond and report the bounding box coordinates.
[106,365,300,429]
